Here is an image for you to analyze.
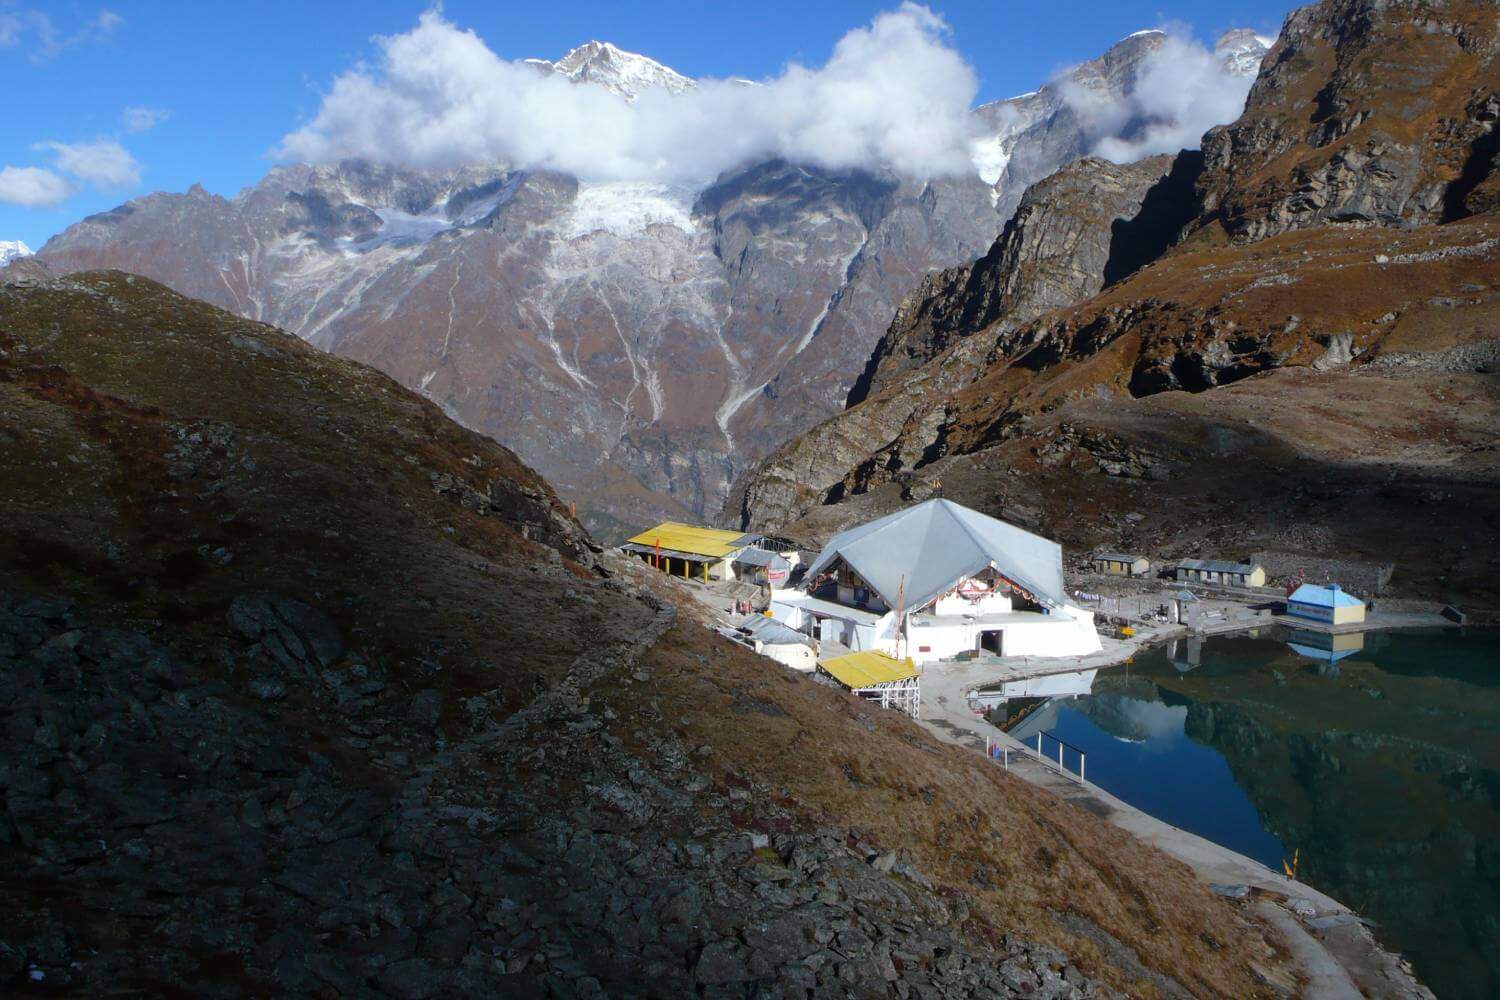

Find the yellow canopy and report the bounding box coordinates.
[819,650,917,688]
[625,521,748,559]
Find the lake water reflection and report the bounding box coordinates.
[989,627,1500,1000]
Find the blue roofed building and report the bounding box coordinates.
[1286,583,1366,625]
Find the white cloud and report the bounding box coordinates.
[278,4,980,184]
[122,106,170,132]
[0,166,74,207]
[35,139,141,189]
[1062,32,1259,164]
[0,6,122,61]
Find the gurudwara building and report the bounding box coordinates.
[769,499,1101,664]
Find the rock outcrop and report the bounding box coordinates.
[848,153,1200,405]
[1192,0,1500,241]
[733,209,1500,535]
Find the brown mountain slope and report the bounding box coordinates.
[847,154,1194,406]
[0,273,1302,995]
[734,213,1500,606]
[1193,0,1500,241]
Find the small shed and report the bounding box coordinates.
[1171,589,1200,627]
[731,546,794,588]
[1174,559,1266,589]
[1092,552,1150,577]
[1286,583,1366,625]
[818,651,920,718]
[731,616,816,672]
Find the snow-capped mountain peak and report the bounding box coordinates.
[539,40,694,101]
[0,240,32,266]
[1215,28,1273,77]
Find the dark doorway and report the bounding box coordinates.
[979,630,1004,655]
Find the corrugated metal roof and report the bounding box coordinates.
[738,617,809,646]
[1177,558,1258,574]
[803,499,1066,612]
[1095,553,1144,563]
[820,651,917,688]
[773,594,887,626]
[732,547,791,569]
[1288,584,1363,608]
[624,522,750,558]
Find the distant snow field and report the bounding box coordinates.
[561,182,697,239]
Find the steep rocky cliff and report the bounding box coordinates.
[1192,0,1500,241]
[0,272,1306,995]
[848,153,1202,405]
[724,152,1198,532]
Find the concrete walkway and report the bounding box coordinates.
[1269,609,1457,634]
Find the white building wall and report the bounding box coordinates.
[905,606,1101,663]
[768,598,806,629]
[766,598,895,652]
[931,588,1013,616]
[758,641,816,672]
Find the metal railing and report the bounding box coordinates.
[985,731,1087,785]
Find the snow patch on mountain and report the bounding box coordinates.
[969,135,1010,187]
[0,240,32,266]
[561,182,696,239]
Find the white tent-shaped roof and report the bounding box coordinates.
[804,499,1067,612]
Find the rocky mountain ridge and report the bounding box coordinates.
[1190,0,1500,242]
[33,29,1266,541]
[973,30,1269,222]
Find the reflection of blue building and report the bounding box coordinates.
[1285,629,1365,675]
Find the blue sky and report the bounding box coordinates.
[1,1,1292,250]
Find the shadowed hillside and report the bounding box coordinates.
[0,272,1303,995]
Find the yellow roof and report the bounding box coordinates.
[625,521,747,558]
[819,650,917,688]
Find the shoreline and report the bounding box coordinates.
[686,575,1452,996]
[917,625,1436,998]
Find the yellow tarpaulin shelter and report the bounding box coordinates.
[625,522,748,558]
[819,650,917,688]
